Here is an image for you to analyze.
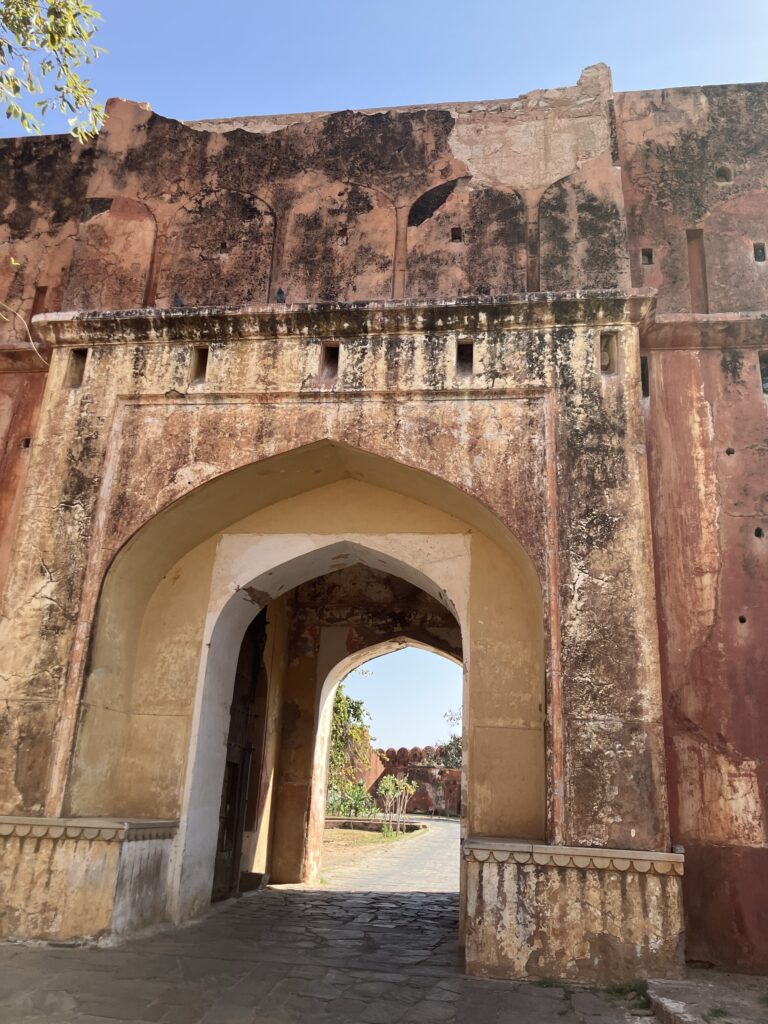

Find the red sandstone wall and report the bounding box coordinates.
[644,338,768,970]
[375,749,462,816]
[616,83,768,970]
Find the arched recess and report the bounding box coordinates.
[64,442,545,922]
[278,181,396,301]
[406,180,527,298]
[154,189,275,307]
[701,191,768,312]
[539,152,630,292]
[62,196,156,310]
[305,637,463,881]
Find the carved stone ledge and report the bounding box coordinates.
[462,837,684,876]
[33,289,655,347]
[0,816,180,843]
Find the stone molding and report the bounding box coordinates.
[643,311,768,352]
[32,289,654,347]
[0,816,180,843]
[463,837,684,876]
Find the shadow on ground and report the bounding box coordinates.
[0,888,634,1023]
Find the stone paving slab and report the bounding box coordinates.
[0,889,636,1023]
[0,820,636,1023]
[648,970,768,1023]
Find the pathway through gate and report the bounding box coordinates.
[0,821,636,1023]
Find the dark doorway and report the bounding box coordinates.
[212,608,269,901]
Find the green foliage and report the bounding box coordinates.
[326,780,376,819]
[326,683,376,818]
[377,773,417,833]
[438,707,462,769]
[1,0,104,140]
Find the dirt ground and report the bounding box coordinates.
[320,826,418,875]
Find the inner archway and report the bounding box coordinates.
[314,645,465,896]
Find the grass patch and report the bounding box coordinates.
[704,1009,730,1021]
[603,979,650,1010]
[532,977,562,988]
[758,993,768,1007]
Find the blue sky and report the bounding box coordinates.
[2,0,767,137]
[343,648,463,749]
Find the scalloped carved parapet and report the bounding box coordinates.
[463,837,684,875]
[0,815,180,843]
[0,816,179,941]
[464,838,685,984]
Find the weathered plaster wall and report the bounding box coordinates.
[0,818,177,941]
[0,295,664,869]
[643,322,768,970]
[0,63,622,318]
[3,63,765,972]
[464,839,685,983]
[616,84,768,314]
[0,359,47,599]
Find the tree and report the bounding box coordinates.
[1,0,104,140]
[438,707,462,769]
[326,682,376,818]
[377,774,417,835]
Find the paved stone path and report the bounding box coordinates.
[0,820,635,1023]
[319,817,461,892]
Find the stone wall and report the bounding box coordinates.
[464,839,685,983]
[0,63,765,973]
[0,817,177,941]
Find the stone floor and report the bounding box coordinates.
[648,970,768,1023]
[0,820,636,1023]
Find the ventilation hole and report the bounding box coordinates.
[20,437,31,449]
[450,227,463,243]
[322,344,339,378]
[725,447,735,455]
[641,355,650,398]
[456,342,474,376]
[754,243,766,262]
[715,165,733,183]
[190,345,209,383]
[220,241,227,252]
[755,527,764,539]
[760,353,768,395]
[641,248,654,266]
[65,348,87,388]
[600,332,618,375]
[738,615,747,624]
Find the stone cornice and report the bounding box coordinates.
[32,290,655,347]
[641,311,768,351]
[0,816,180,843]
[0,346,51,372]
[463,838,684,876]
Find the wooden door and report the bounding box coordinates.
[212,610,268,901]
